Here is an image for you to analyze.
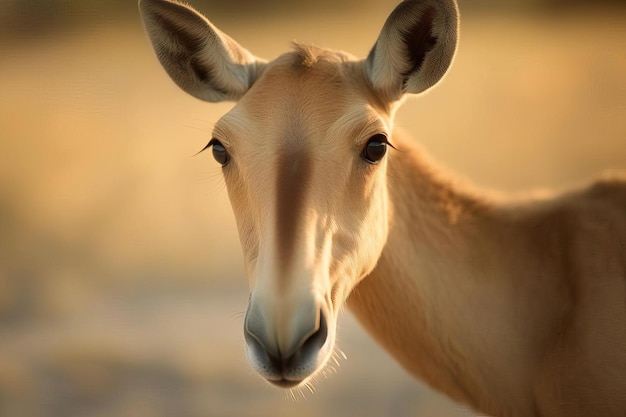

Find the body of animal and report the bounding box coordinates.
[139,0,626,415]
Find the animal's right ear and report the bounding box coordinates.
[366,0,459,102]
[139,0,266,102]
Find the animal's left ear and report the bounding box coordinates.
[366,0,459,101]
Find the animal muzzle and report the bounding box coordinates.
[243,293,334,387]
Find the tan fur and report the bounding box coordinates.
[140,0,626,414]
[348,130,626,417]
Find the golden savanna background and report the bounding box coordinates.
[1,0,625,416]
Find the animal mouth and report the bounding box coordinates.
[267,378,302,388]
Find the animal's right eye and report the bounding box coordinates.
[210,139,230,166]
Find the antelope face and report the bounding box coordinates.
[140,0,457,387]
[213,52,392,386]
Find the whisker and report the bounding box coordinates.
[284,387,298,402]
[230,310,246,322]
[335,346,348,361]
[296,386,308,400]
[303,381,316,395]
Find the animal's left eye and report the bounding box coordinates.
[362,134,388,164]
[210,139,230,166]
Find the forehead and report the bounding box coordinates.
[214,45,388,146]
[252,45,358,109]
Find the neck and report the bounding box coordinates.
[347,131,548,416]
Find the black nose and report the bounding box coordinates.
[244,309,329,384]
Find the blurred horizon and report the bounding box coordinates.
[2,0,626,40]
[1,1,625,416]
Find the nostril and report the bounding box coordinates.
[244,309,278,360]
[244,323,264,352]
[297,311,328,359]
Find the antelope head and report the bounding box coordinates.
[140,0,458,388]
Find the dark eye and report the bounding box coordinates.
[210,139,230,166]
[362,134,388,164]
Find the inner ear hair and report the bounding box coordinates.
[140,0,266,102]
[398,5,438,86]
[366,0,459,101]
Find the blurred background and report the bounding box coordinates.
[1,0,625,416]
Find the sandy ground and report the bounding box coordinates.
[0,3,625,417]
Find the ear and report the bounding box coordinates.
[139,0,266,102]
[366,0,458,101]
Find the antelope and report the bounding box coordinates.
[139,0,626,415]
